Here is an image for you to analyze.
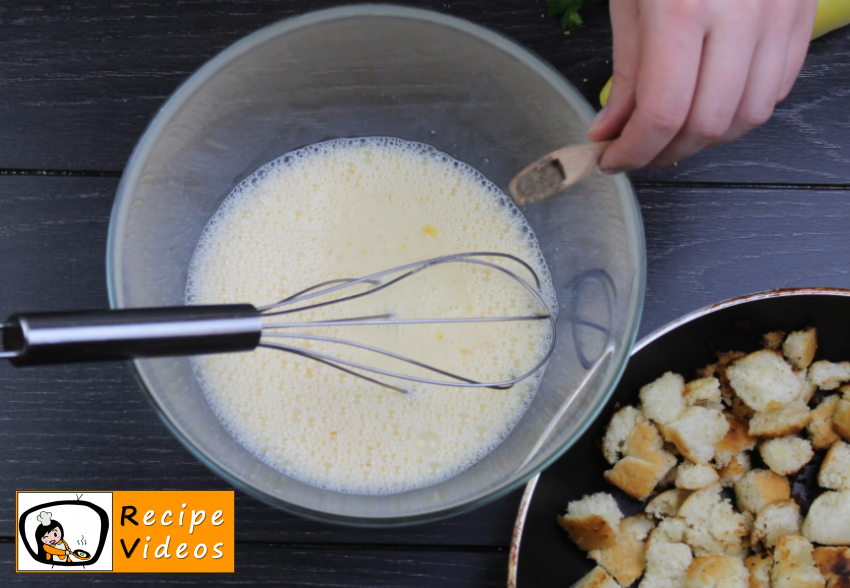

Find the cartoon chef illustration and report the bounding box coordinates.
[33,511,72,563]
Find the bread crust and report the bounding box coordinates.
[685,555,748,588]
[735,469,791,514]
[812,546,850,588]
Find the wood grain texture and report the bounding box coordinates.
[636,186,850,337]
[0,543,508,586]
[1,0,847,183]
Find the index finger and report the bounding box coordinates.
[600,1,705,173]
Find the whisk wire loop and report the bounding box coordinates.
[257,252,556,393]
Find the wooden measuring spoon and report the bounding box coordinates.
[508,141,611,206]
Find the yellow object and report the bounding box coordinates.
[812,0,850,39]
[598,0,850,107]
[599,76,613,108]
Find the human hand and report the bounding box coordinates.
[587,0,819,173]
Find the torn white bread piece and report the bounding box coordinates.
[675,463,720,490]
[834,399,850,441]
[783,327,817,370]
[602,405,648,465]
[589,514,655,587]
[812,546,850,588]
[799,369,819,403]
[678,484,749,557]
[803,491,850,546]
[664,407,729,465]
[557,492,624,551]
[684,377,722,408]
[570,566,621,588]
[809,361,850,391]
[752,499,802,549]
[646,489,691,519]
[748,400,812,438]
[714,414,757,469]
[684,555,748,588]
[744,553,773,588]
[640,372,687,426]
[605,422,677,500]
[727,350,802,413]
[809,394,842,450]
[717,453,751,488]
[639,542,693,588]
[760,435,814,476]
[734,469,791,514]
[648,517,688,548]
[771,533,826,588]
[819,440,850,490]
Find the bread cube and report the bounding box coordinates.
[748,400,812,438]
[640,542,693,588]
[834,399,850,441]
[819,440,850,490]
[734,469,791,514]
[809,360,850,391]
[803,491,850,546]
[783,327,817,370]
[714,414,757,468]
[675,463,720,490]
[760,435,814,476]
[664,407,729,465]
[685,555,748,588]
[557,492,624,551]
[744,553,773,588]
[812,546,850,588]
[808,394,842,450]
[646,489,691,519]
[752,499,802,549]
[684,377,722,408]
[771,534,826,588]
[727,350,802,412]
[588,514,654,587]
[678,484,749,557]
[717,452,751,488]
[570,566,620,588]
[602,405,647,465]
[640,372,687,425]
[648,517,688,547]
[604,422,677,500]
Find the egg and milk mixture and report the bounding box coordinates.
[187,138,555,494]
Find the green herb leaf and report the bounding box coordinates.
[547,0,600,31]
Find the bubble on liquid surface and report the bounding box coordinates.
[414,431,441,456]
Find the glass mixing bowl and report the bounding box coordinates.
[107,5,645,525]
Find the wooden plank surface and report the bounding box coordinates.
[0,543,508,587]
[0,1,848,184]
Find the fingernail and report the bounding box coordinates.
[587,106,609,136]
[600,166,624,175]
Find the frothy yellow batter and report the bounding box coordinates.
[188,137,555,494]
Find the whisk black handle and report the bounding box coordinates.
[2,305,262,366]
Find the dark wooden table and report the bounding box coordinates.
[1,1,848,585]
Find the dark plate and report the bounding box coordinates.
[508,288,850,588]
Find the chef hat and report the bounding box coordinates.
[36,511,52,527]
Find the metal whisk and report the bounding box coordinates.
[1,252,555,393]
